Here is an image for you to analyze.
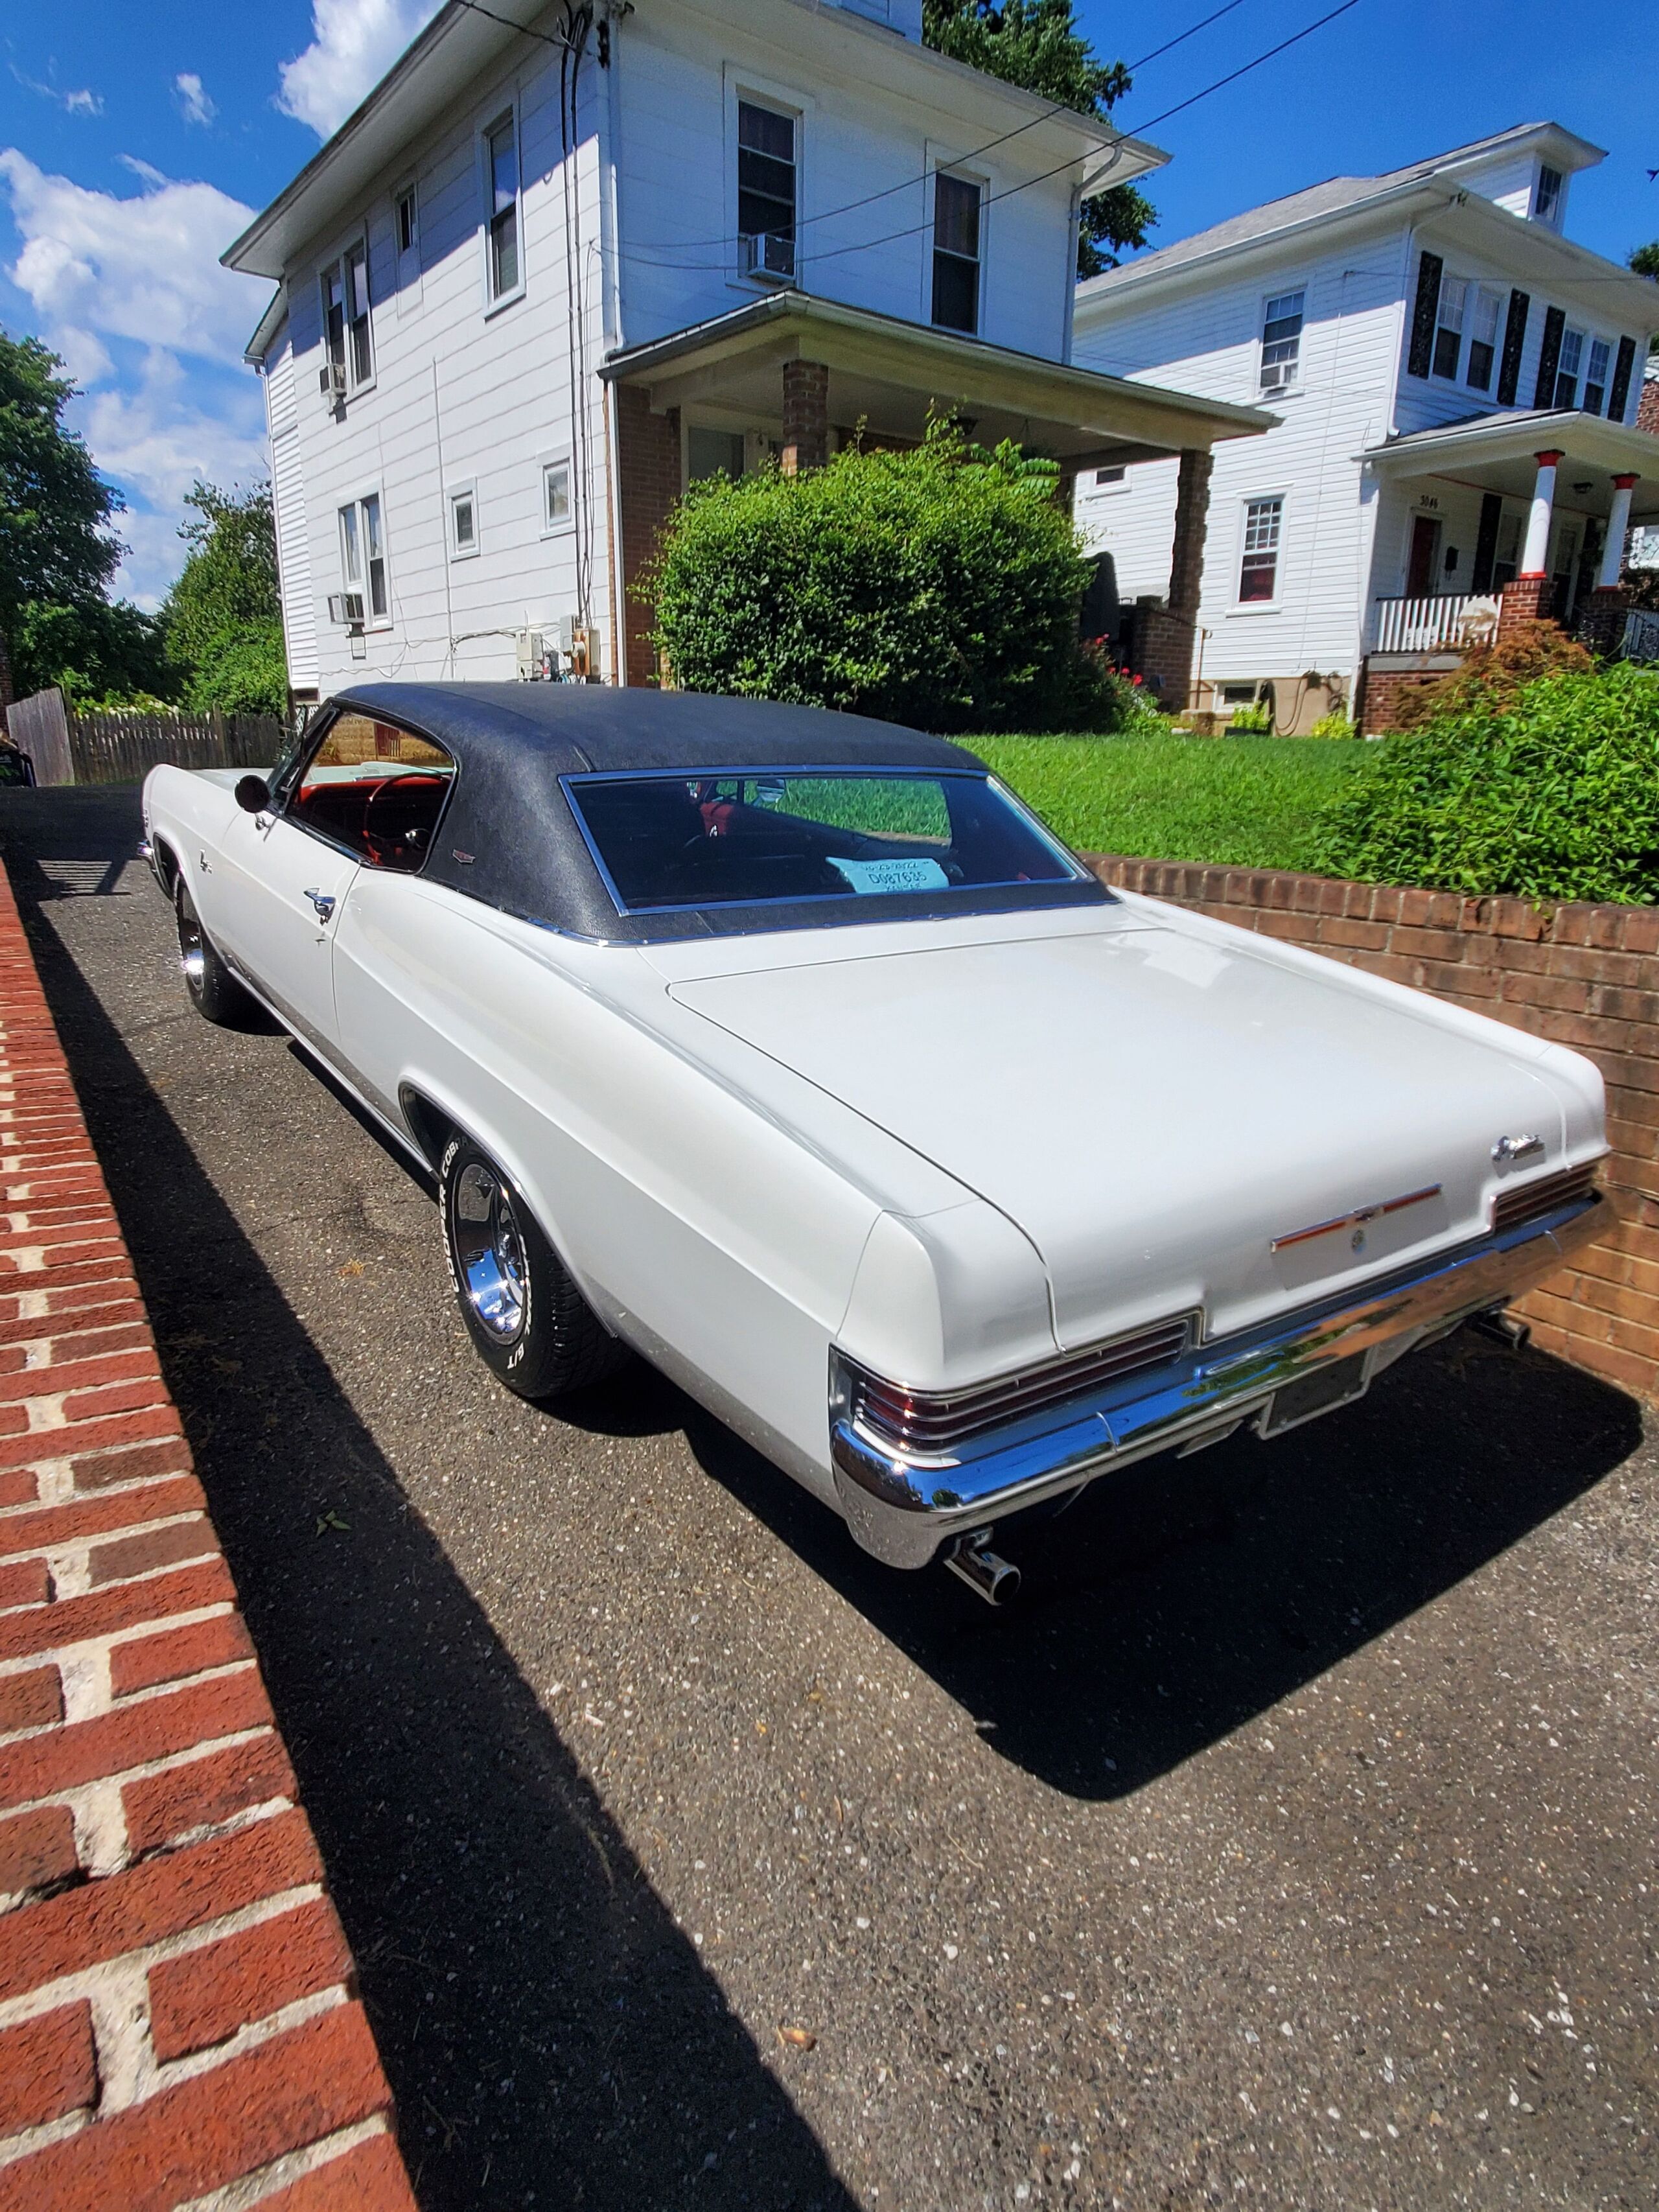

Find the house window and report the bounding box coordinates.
[1238,496,1283,603]
[340,494,388,621]
[737,101,796,279]
[1494,511,1522,589]
[448,485,478,558]
[1094,465,1127,489]
[1584,337,1610,416]
[1467,289,1501,391]
[931,172,982,334]
[542,458,573,533]
[1259,290,1304,394]
[686,428,745,483]
[1432,278,1466,380]
[397,187,417,259]
[1554,327,1584,409]
[320,238,373,396]
[485,110,520,301]
[1534,165,1563,224]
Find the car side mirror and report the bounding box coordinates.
[235,774,271,815]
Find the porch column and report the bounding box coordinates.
[781,358,830,476]
[614,384,684,688]
[1131,448,1212,712]
[1520,448,1562,577]
[1598,473,1638,589]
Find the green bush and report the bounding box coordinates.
[644,418,1136,734]
[1308,709,1356,740]
[1227,701,1272,734]
[1308,663,1659,904]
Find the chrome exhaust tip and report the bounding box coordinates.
[1468,1306,1531,1352]
[943,1529,1021,1607]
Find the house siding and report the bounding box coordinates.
[264,325,319,694]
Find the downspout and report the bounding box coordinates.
[1062,181,1082,363]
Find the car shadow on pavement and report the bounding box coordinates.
[678,1332,1640,1800]
[2,799,857,2212]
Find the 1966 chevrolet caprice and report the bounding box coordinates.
[143,686,1606,1595]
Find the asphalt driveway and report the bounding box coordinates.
[3,784,1656,2211]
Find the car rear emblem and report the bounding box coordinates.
[451,849,475,864]
[1272,1183,1442,1255]
[1491,1133,1544,1164]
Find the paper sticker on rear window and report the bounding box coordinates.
[826,856,949,896]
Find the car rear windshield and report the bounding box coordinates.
[564,769,1083,915]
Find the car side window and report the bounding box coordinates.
[284,713,456,872]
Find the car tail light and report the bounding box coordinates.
[1491,1162,1599,1239]
[841,1314,1194,1459]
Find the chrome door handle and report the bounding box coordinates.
[304,889,336,921]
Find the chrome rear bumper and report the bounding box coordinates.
[831,1191,1606,1569]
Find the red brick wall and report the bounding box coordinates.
[781,358,829,476]
[1357,665,1453,736]
[0,867,414,2207]
[614,383,681,688]
[1087,854,1659,1401]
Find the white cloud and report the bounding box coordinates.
[0,150,266,367]
[0,154,271,605]
[174,73,216,128]
[277,0,443,139]
[10,67,104,117]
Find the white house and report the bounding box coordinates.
[226,0,1270,704]
[1067,124,1659,731]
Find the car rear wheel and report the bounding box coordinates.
[175,879,254,1026]
[439,1134,629,1401]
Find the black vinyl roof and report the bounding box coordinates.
[323,682,1104,942]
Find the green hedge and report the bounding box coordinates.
[644,419,1154,734]
[1309,663,1659,904]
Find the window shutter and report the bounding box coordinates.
[1496,290,1529,405]
[1607,335,1638,424]
[1471,493,1502,594]
[1406,251,1443,379]
[1533,305,1566,409]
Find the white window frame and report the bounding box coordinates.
[1554,324,1587,410]
[1583,334,1612,417]
[318,229,375,402]
[926,149,988,338]
[1533,164,1564,226]
[338,489,391,627]
[447,481,480,561]
[1232,491,1287,614]
[1087,465,1130,496]
[479,97,525,314]
[723,66,813,292]
[1465,286,1502,393]
[1258,285,1306,398]
[540,454,575,539]
[1432,275,1468,382]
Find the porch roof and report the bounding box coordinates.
[600,293,1275,465]
[1362,408,1659,522]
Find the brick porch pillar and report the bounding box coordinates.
[614,384,682,687]
[781,358,829,476]
[1133,448,1212,710]
[1496,574,1550,637]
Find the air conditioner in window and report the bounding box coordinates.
[319,361,347,402]
[327,591,365,626]
[740,231,796,283]
[1259,361,1295,395]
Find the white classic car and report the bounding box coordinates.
[143,686,1607,1601]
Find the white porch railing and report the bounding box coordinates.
[1369,592,1499,653]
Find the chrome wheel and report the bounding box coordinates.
[177,900,206,995]
[451,1161,528,1342]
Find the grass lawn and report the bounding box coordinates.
[962,732,1360,873]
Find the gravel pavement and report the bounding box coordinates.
[3,785,1656,2212]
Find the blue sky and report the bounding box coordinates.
[3,0,1656,607]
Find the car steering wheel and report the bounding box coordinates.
[362,771,445,865]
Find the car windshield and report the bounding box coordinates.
[564,769,1082,915]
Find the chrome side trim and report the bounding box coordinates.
[830,1192,1608,1569]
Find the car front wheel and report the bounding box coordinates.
[175,879,254,1026]
[439,1134,629,1400]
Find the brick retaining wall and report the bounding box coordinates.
[1087,855,1659,1401]
[0,868,416,2206]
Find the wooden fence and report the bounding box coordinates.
[6,688,285,787]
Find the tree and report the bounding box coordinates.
[1629,242,1659,281]
[922,0,1155,275]
[161,482,288,719]
[0,328,166,705]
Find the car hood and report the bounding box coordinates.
[664,918,1598,1349]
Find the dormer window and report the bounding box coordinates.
[1534,165,1563,225]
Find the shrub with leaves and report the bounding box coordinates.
[645,419,1139,734]
[1308,662,1659,903]
[1386,625,1593,731]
